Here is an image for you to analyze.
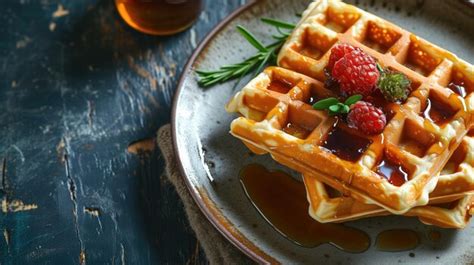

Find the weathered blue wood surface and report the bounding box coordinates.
[0,0,244,264]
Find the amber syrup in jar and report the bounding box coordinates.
[115,0,203,35]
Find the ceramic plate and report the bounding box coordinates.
[172,0,474,263]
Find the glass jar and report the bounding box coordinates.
[115,0,203,35]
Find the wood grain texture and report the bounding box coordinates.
[0,0,245,264]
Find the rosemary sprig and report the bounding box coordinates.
[196,18,296,87]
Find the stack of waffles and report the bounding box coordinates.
[226,0,474,228]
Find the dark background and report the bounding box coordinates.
[0,0,244,264]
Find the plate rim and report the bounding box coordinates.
[170,1,269,263]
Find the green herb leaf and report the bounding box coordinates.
[254,51,273,79]
[236,25,267,52]
[344,94,362,106]
[341,104,350,114]
[197,17,298,87]
[261,18,296,29]
[312,97,339,110]
[198,27,289,86]
[328,104,342,112]
[312,96,355,115]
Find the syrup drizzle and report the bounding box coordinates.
[240,164,370,252]
[322,123,372,162]
[299,45,324,60]
[468,129,474,137]
[376,159,409,187]
[268,79,293,94]
[422,98,455,125]
[448,81,467,98]
[376,229,420,252]
[307,96,318,105]
[282,123,311,139]
[366,93,397,122]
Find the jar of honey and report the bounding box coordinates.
[115,0,203,36]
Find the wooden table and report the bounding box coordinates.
[0,0,243,263]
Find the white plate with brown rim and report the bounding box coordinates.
[172,0,474,263]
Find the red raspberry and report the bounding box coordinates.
[347,101,386,135]
[332,48,380,96]
[327,43,361,70]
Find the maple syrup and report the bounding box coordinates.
[468,129,474,137]
[322,123,372,162]
[422,98,456,125]
[299,45,324,60]
[307,96,317,105]
[428,230,441,242]
[282,123,311,139]
[363,21,401,54]
[268,79,293,94]
[467,203,473,220]
[375,229,419,252]
[375,158,409,187]
[366,93,397,122]
[115,0,202,36]
[324,184,342,198]
[398,119,435,157]
[367,86,399,108]
[431,200,459,210]
[442,143,466,174]
[240,164,370,252]
[448,81,467,98]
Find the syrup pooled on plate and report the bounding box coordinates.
[115,0,202,35]
[240,164,370,253]
[375,229,419,252]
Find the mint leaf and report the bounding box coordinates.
[312,97,339,110]
[341,104,350,114]
[344,94,362,106]
[332,103,350,114]
[328,104,341,112]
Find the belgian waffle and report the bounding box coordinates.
[302,135,474,228]
[227,0,474,214]
[304,172,473,228]
[226,64,473,214]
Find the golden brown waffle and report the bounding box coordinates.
[226,63,472,214]
[302,135,474,228]
[227,0,474,214]
[304,172,473,228]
